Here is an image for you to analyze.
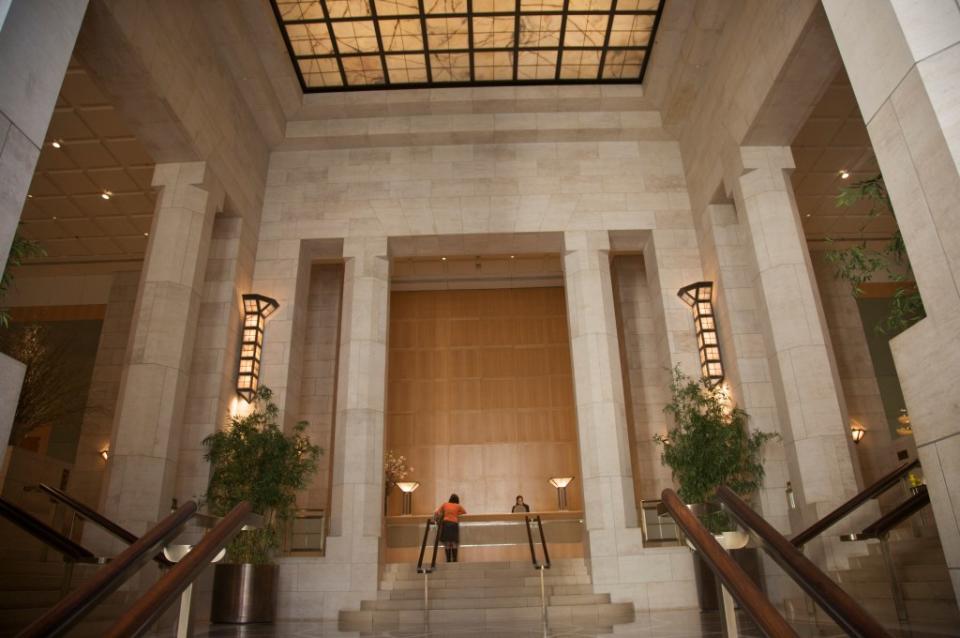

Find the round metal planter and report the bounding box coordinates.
[211,563,278,624]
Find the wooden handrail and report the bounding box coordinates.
[0,497,97,563]
[860,485,929,539]
[17,502,198,638]
[716,486,892,638]
[524,515,551,569]
[661,489,798,638]
[38,483,173,567]
[104,501,253,637]
[791,459,919,548]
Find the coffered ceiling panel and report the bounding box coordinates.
[792,71,897,242]
[270,0,664,91]
[20,58,156,264]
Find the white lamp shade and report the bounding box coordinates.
[549,477,574,488]
[396,481,420,493]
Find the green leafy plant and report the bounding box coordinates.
[1,231,46,328]
[825,175,924,334]
[203,386,321,564]
[654,367,777,533]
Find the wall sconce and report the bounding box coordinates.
[677,281,724,387]
[99,448,110,461]
[850,422,865,444]
[237,294,279,402]
[396,481,420,515]
[896,408,913,437]
[549,477,574,510]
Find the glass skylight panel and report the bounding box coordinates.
[270,0,663,90]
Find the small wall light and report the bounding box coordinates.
[839,169,850,180]
[99,448,110,461]
[896,408,913,437]
[850,422,866,444]
[100,190,112,200]
[237,294,279,401]
[549,477,575,510]
[51,139,63,149]
[677,281,724,387]
[396,481,420,515]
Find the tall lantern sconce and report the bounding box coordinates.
[237,294,279,402]
[677,282,724,387]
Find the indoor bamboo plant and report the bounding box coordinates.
[203,386,321,624]
[654,366,777,534]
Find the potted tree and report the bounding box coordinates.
[203,386,321,623]
[654,367,777,609]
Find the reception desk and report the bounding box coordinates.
[383,511,585,563]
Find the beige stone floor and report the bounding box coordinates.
[174,610,960,637]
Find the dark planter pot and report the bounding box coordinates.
[211,563,278,624]
[693,548,764,612]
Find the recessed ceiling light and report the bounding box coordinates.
[509,255,515,259]
[101,190,112,200]
[441,257,447,261]
[143,232,149,237]
[26,194,33,198]
[52,216,57,220]
[805,213,811,218]
[839,170,850,180]
[51,139,63,149]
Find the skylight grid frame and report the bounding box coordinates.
[270,0,665,92]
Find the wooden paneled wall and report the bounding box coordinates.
[386,287,583,515]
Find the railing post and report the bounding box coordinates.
[539,565,546,623]
[879,536,908,623]
[718,583,739,638]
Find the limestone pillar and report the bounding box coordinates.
[725,147,862,537]
[325,236,389,593]
[101,162,223,534]
[562,230,637,562]
[824,0,960,602]
[0,0,87,272]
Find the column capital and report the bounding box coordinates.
[723,146,796,201]
[152,161,225,213]
[342,236,388,260]
[563,230,611,253]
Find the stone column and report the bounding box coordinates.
[0,0,87,272]
[101,162,223,534]
[724,147,863,545]
[562,230,637,561]
[824,0,960,602]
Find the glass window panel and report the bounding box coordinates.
[286,23,335,56]
[276,0,327,20]
[615,0,659,10]
[238,374,254,389]
[326,0,372,17]
[473,16,515,48]
[430,52,471,81]
[299,58,343,87]
[427,0,469,14]
[474,51,513,80]
[517,49,557,80]
[374,0,420,15]
[333,20,380,53]
[380,18,424,50]
[386,53,429,82]
[563,14,609,48]
[342,54,386,84]
[607,13,654,48]
[519,14,561,47]
[472,0,516,13]
[566,0,612,11]
[559,49,600,78]
[520,0,564,10]
[427,16,470,49]
[701,331,717,346]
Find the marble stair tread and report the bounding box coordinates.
[382,574,592,589]
[341,602,633,627]
[381,583,595,599]
[0,589,63,609]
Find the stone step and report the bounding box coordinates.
[381,573,592,590]
[364,592,611,611]
[853,548,946,569]
[381,583,595,600]
[0,589,62,610]
[0,602,125,636]
[858,598,960,624]
[0,574,67,591]
[383,559,586,572]
[382,563,587,581]
[340,602,633,628]
[0,560,73,576]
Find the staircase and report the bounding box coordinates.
[833,530,960,625]
[0,559,130,636]
[340,558,634,628]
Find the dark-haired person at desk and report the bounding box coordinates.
[511,495,530,513]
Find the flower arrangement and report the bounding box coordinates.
[384,450,413,488]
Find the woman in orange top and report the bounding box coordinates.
[435,493,466,562]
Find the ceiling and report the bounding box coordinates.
[270,0,664,92]
[792,70,897,241]
[19,58,155,264]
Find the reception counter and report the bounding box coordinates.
[383,511,585,563]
